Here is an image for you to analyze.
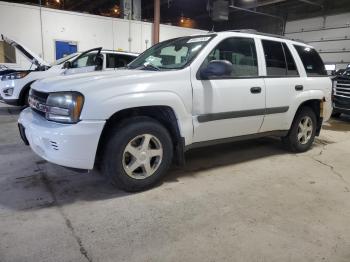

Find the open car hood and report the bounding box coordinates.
[1,34,49,67]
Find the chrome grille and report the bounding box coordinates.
[334,79,350,98]
[29,89,49,117]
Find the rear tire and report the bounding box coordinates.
[282,107,317,153]
[102,116,173,192]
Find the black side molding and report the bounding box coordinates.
[197,106,289,123]
[185,130,289,151]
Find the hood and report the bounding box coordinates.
[1,34,49,67]
[31,69,157,93]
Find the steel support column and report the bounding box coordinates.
[153,0,160,44]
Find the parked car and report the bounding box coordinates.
[0,34,138,106]
[0,64,16,76]
[19,30,332,192]
[332,67,350,117]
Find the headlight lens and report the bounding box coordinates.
[1,71,29,81]
[45,92,84,123]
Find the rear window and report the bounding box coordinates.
[294,45,327,76]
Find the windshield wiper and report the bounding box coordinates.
[137,63,161,71]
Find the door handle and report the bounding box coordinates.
[250,86,262,94]
[295,85,304,91]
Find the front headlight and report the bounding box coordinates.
[45,92,84,123]
[1,71,29,81]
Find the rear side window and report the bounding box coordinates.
[106,54,135,68]
[262,40,287,76]
[294,45,327,76]
[282,43,298,76]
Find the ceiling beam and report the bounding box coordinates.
[298,0,324,9]
[242,0,287,9]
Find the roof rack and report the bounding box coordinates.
[223,29,307,44]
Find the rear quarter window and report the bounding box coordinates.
[294,45,327,76]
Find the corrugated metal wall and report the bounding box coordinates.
[285,13,350,70]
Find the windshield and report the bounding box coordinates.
[128,35,216,70]
[51,53,79,66]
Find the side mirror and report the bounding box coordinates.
[63,61,72,69]
[200,60,233,79]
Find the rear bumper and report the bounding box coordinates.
[18,108,105,170]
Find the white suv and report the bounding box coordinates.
[18,30,332,192]
[0,35,138,106]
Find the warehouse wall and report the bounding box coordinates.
[0,1,206,69]
[285,13,350,70]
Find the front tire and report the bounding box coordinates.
[102,117,173,192]
[282,107,317,152]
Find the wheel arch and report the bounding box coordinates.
[95,105,186,169]
[18,80,36,106]
[291,98,324,136]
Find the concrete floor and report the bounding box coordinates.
[1,103,350,262]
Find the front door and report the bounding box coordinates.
[192,37,266,142]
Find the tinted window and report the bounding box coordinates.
[106,54,135,68]
[294,45,327,76]
[262,40,287,76]
[203,37,258,77]
[282,43,298,76]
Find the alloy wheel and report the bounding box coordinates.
[122,134,163,179]
[297,116,313,145]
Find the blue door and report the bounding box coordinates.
[55,41,78,60]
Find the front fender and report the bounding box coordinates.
[81,91,194,145]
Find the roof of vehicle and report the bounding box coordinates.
[191,29,311,47]
[100,50,139,56]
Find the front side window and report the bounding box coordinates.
[262,40,287,76]
[294,45,327,76]
[71,53,98,68]
[202,37,258,77]
[128,35,215,70]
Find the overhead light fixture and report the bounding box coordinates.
[180,12,185,23]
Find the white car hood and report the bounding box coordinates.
[1,34,49,67]
[31,69,157,93]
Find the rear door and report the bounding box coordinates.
[259,39,302,132]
